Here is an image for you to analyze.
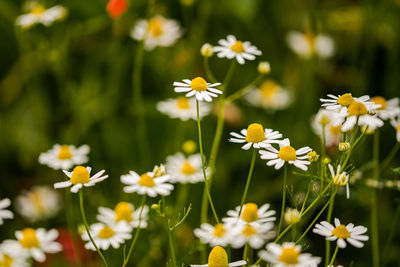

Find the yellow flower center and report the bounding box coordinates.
[260,80,278,99]
[348,102,367,116]
[245,123,266,143]
[190,77,208,92]
[318,114,331,126]
[371,96,387,110]
[230,41,245,53]
[278,247,300,265]
[176,97,190,109]
[242,224,257,236]
[0,254,13,267]
[337,93,355,107]
[241,203,259,223]
[329,125,342,135]
[28,190,45,213]
[97,226,115,239]
[213,224,226,238]
[31,5,46,15]
[181,161,197,175]
[138,173,156,187]
[70,166,90,184]
[278,146,297,161]
[147,18,163,37]
[333,173,348,186]
[397,125,400,132]
[57,145,72,160]
[19,228,39,248]
[115,202,133,222]
[208,246,229,267]
[332,224,350,239]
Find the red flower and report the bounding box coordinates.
[106,0,128,18]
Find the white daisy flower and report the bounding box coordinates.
[258,242,321,267]
[166,152,208,184]
[173,77,222,102]
[286,31,335,59]
[311,109,344,147]
[16,186,61,222]
[229,123,283,150]
[16,4,67,28]
[0,198,13,225]
[390,117,400,142]
[371,96,400,120]
[121,165,174,197]
[3,228,62,262]
[340,101,384,132]
[223,203,276,226]
[0,241,29,267]
[328,164,350,199]
[39,144,90,170]
[157,97,211,121]
[97,202,149,229]
[212,35,262,64]
[259,138,312,171]
[54,166,108,193]
[320,93,374,111]
[230,223,274,249]
[130,15,182,50]
[191,246,246,267]
[82,222,132,251]
[194,223,234,247]
[313,218,369,248]
[245,80,292,111]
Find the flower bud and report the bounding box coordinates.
[284,208,301,224]
[338,142,350,152]
[257,61,271,74]
[323,156,331,164]
[182,140,197,154]
[307,151,319,162]
[200,43,213,57]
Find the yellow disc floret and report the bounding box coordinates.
[19,228,39,248]
[230,41,245,53]
[176,97,190,109]
[181,161,197,175]
[70,166,90,184]
[98,226,115,239]
[241,203,259,223]
[0,254,13,267]
[31,5,46,15]
[138,173,156,187]
[241,224,257,236]
[245,123,266,143]
[260,80,278,99]
[190,77,208,92]
[337,93,355,107]
[213,224,226,238]
[329,125,342,135]
[57,145,72,160]
[278,246,300,265]
[278,146,297,161]
[115,202,133,222]
[371,96,387,110]
[332,225,350,239]
[348,102,368,116]
[147,17,163,37]
[208,246,229,267]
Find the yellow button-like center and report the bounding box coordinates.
[98,226,115,239]
[19,228,39,248]
[278,247,300,265]
[245,123,266,143]
[115,202,133,222]
[318,114,331,126]
[138,173,156,187]
[337,93,355,107]
[28,190,44,213]
[371,96,387,110]
[176,97,190,110]
[57,145,72,160]
[278,146,297,161]
[213,224,226,238]
[208,246,229,267]
[181,161,197,175]
[329,125,342,135]
[348,102,367,116]
[70,166,90,184]
[147,18,163,37]
[242,224,257,236]
[332,224,350,239]
[230,41,245,53]
[190,77,208,92]
[241,203,259,223]
[31,5,46,15]
[0,254,13,267]
[260,80,278,99]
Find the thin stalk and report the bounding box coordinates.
[79,190,108,267]
[238,149,257,217]
[243,243,249,264]
[371,130,380,267]
[222,61,236,92]
[300,183,312,213]
[328,245,339,266]
[65,189,82,266]
[383,199,400,267]
[162,197,177,267]
[380,142,400,172]
[203,57,218,83]
[320,126,326,192]
[325,189,336,266]
[277,164,288,235]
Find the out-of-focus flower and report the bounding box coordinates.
[257,61,271,74]
[39,144,90,170]
[311,109,343,147]
[338,142,350,152]
[173,77,222,102]
[366,179,383,189]
[166,153,207,184]
[194,223,234,247]
[390,118,400,142]
[97,202,149,229]
[157,97,211,121]
[286,31,335,59]
[371,96,400,120]
[230,223,274,249]
[284,208,301,225]
[0,198,13,225]
[191,246,246,267]
[213,35,262,64]
[54,166,108,193]
[223,203,276,226]
[313,218,368,248]
[82,222,131,250]
[307,151,319,162]
[328,164,350,199]
[229,123,282,150]
[16,186,61,222]
[130,15,182,50]
[323,156,331,164]
[0,241,29,267]
[201,43,213,57]
[106,0,128,18]
[16,4,67,28]
[182,140,197,154]
[245,80,291,111]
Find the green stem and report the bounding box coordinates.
[320,126,326,192]
[371,130,380,267]
[122,196,146,267]
[79,190,108,267]
[162,197,177,267]
[238,149,257,218]
[65,189,82,266]
[243,243,249,265]
[203,57,218,83]
[300,183,311,213]
[277,164,288,235]
[380,142,400,173]
[329,245,340,266]
[325,189,336,266]
[222,61,236,92]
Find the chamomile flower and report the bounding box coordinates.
[245,80,292,111]
[320,93,372,111]
[390,118,400,142]
[97,202,149,228]
[191,246,246,267]
[54,166,108,193]
[212,35,262,64]
[371,96,400,120]
[194,223,234,247]
[286,31,335,59]
[341,101,383,132]
[229,123,282,150]
[130,15,182,50]
[82,222,132,251]
[230,223,274,249]
[311,109,343,147]
[0,198,13,225]
[39,144,90,170]
[173,77,222,102]
[166,153,207,184]
[328,164,350,199]
[121,165,174,197]
[16,186,61,222]
[259,138,312,171]
[223,203,276,226]
[16,4,67,28]
[259,242,321,267]
[157,97,211,121]
[313,218,369,248]
[3,228,62,262]
[0,242,29,267]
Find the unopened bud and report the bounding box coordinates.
[284,208,301,224]
[323,156,331,164]
[257,61,271,74]
[182,140,197,154]
[200,43,213,57]
[338,142,350,152]
[151,204,160,210]
[307,151,319,162]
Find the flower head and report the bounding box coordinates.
[328,164,350,199]
[223,203,276,226]
[97,202,149,229]
[54,166,108,193]
[0,241,29,267]
[82,222,132,251]
[201,43,214,57]
[39,144,89,170]
[284,208,301,225]
[229,123,282,150]
[0,198,13,225]
[391,117,400,142]
[16,4,67,28]
[166,152,207,184]
[174,77,222,102]
[194,223,234,247]
[371,96,400,120]
[191,246,246,267]
[212,35,262,64]
[311,109,344,147]
[157,97,211,121]
[258,61,271,74]
[245,80,291,111]
[230,223,274,249]
[286,31,335,59]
